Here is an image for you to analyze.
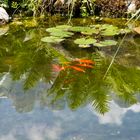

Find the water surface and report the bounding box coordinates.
[0,18,140,140]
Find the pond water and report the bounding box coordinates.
[0,18,140,140]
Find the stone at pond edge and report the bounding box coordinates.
[133,26,140,34]
[0,7,9,25]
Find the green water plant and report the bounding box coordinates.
[41,36,64,43]
[41,24,132,48]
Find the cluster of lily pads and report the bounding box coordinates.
[41,24,131,48]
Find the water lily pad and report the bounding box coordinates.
[101,30,119,36]
[50,31,74,38]
[55,25,72,30]
[70,26,91,32]
[46,28,62,33]
[81,28,100,35]
[100,25,119,36]
[41,36,64,43]
[94,40,117,47]
[74,38,97,45]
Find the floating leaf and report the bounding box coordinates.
[41,36,64,43]
[100,25,119,36]
[81,28,100,35]
[50,31,74,38]
[94,40,117,47]
[70,26,91,32]
[46,27,62,33]
[74,38,97,45]
[55,25,72,30]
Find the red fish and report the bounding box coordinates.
[75,63,93,68]
[69,66,85,72]
[52,64,62,72]
[74,59,95,64]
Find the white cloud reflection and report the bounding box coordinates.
[89,101,140,125]
[0,123,63,140]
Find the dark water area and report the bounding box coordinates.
[0,18,140,140]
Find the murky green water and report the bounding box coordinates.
[0,18,140,140]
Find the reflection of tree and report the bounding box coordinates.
[47,57,110,114]
[107,64,140,105]
[0,25,140,114]
[48,57,140,114]
[0,26,67,90]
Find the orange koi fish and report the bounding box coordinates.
[74,59,95,64]
[75,63,93,68]
[69,66,85,72]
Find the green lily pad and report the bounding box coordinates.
[46,27,62,33]
[50,31,74,38]
[94,40,117,47]
[41,36,64,43]
[101,30,119,36]
[81,28,100,35]
[100,24,119,36]
[70,26,91,32]
[74,38,97,45]
[55,25,72,30]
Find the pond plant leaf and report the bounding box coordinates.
[94,40,117,47]
[81,28,100,35]
[46,27,62,33]
[100,24,119,36]
[41,36,64,43]
[50,31,74,38]
[46,27,73,38]
[70,26,91,32]
[74,38,97,45]
[55,25,72,30]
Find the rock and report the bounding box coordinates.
[0,7,9,25]
[127,0,136,13]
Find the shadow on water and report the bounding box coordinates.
[0,19,140,115]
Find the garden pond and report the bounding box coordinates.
[0,17,140,140]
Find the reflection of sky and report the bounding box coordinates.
[0,73,140,140]
[0,99,140,140]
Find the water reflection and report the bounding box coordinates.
[0,23,140,115]
[0,98,140,140]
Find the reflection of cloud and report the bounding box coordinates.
[89,101,140,125]
[128,104,140,112]
[28,124,62,140]
[93,101,127,125]
[0,133,16,140]
[0,123,63,140]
